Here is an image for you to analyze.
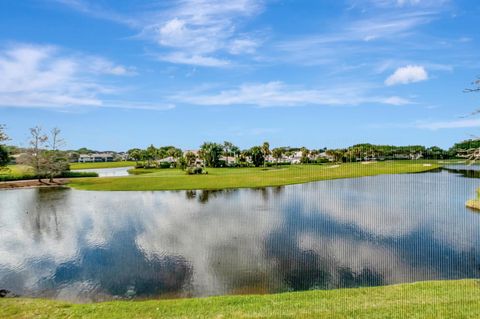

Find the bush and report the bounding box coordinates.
[157,162,172,169]
[60,171,99,178]
[266,162,291,167]
[185,167,204,175]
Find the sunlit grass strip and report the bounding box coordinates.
[1,280,479,319]
[69,161,441,191]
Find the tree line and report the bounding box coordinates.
[0,125,71,181]
[3,124,480,178]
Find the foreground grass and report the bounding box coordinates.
[70,161,137,170]
[2,280,479,318]
[69,161,440,191]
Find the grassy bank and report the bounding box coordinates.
[0,165,35,181]
[466,188,480,210]
[70,161,137,170]
[1,280,479,318]
[69,161,440,191]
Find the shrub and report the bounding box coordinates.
[60,171,98,178]
[157,162,172,169]
[186,167,204,175]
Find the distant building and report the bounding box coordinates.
[78,153,114,163]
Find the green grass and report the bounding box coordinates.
[70,161,137,170]
[0,165,36,181]
[1,280,479,318]
[466,188,480,210]
[69,161,441,191]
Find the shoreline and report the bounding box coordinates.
[1,279,478,318]
[0,178,69,189]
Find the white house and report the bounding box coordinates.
[78,153,114,163]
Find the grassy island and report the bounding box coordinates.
[68,161,441,191]
[1,280,479,318]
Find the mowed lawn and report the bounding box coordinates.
[69,161,441,191]
[0,165,35,180]
[2,280,479,319]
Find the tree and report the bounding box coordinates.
[272,148,284,166]
[185,151,197,167]
[300,147,310,164]
[199,142,223,167]
[261,142,270,166]
[128,148,143,164]
[176,156,188,170]
[20,126,48,181]
[0,125,9,169]
[44,128,69,182]
[0,146,8,168]
[249,146,265,167]
[144,144,157,167]
[223,141,239,165]
[326,149,345,163]
[0,124,8,144]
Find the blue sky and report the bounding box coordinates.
[1,0,479,151]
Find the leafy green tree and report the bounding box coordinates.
[144,144,158,167]
[300,147,310,164]
[0,146,9,168]
[128,148,143,164]
[0,125,9,169]
[249,146,265,167]
[185,151,197,167]
[261,142,270,166]
[177,156,188,170]
[223,141,240,165]
[199,142,223,167]
[272,148,284,166]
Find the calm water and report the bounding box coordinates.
[73,166,133,177]
[1,169,480,302]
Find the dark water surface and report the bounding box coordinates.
[1,170,480,301]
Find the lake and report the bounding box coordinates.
[1,169,479,302]
[73,166,133,177]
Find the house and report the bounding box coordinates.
[78,153,114,163]
[158,156,176,163]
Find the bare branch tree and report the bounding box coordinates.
[464,77,480,93]
[45,128,68,182]
[0,124,9,144]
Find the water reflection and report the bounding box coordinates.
[1,170,480,301]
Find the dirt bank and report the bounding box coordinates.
[0,179,69,189]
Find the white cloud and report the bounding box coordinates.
[416,119,480,130]
[142,0,263,66]
[0,43,170,110]
[385,65,428,86]
[173,81,412,107]
[159,52,230,67]
[57,0,264,67]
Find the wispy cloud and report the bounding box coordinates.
[172,81,412,107]
[55,0,265,67]
[141,0,264,67]
[416,119,480,130]
[0,43,171,110]
[385,65,428,86]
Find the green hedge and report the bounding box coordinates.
[0,171,98,181]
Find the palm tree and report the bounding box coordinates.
[272,148,283,166]
[262,142,270,167]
